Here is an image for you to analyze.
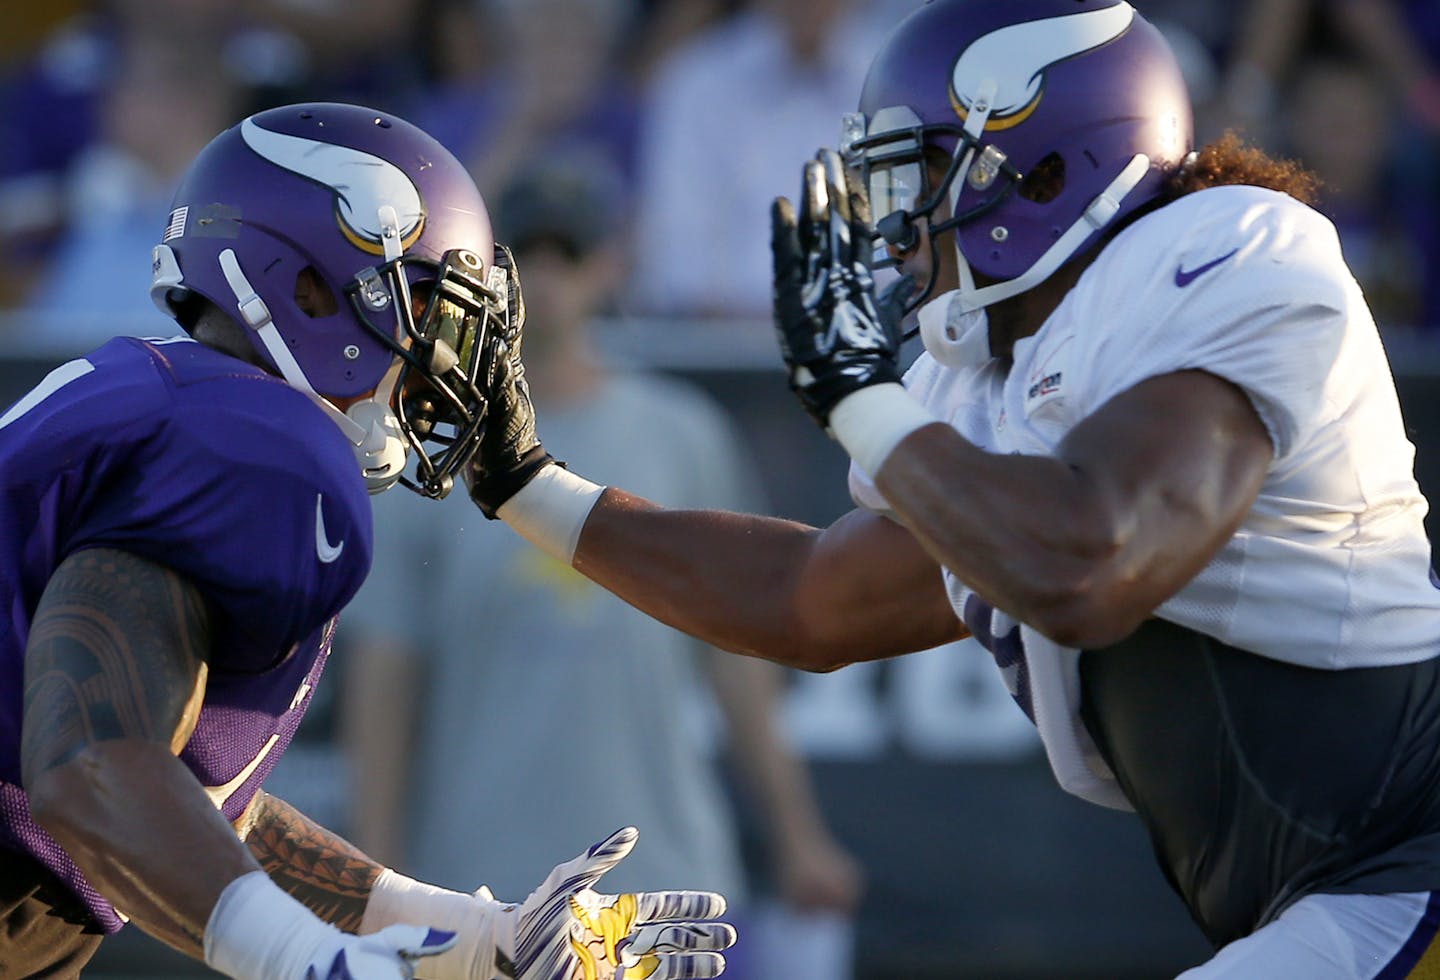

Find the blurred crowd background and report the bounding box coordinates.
[2,0,1439,343]
[3,1,1440,978]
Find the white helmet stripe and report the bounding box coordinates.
[951,3,1135,121]
[239,117,424,251]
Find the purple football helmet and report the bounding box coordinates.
[843,0,1192,318]
[150,102,510,498]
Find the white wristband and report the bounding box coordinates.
[360,869,503,980]
[496,463,606,564]
[828,383,939,476]
[203,871,338,979]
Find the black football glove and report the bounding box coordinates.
[771,148,915,431]
[466,244,556,519]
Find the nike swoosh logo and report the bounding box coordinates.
[203,733,280,809]
[1174,248,1239,287]
[315,494,344,564]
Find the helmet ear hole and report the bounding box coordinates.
[1018,152,1066,204]
[294,266,339,318]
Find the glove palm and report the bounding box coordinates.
[488,827,734,980]
[771,148,915,429]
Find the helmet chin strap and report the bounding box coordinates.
[918,289,990,369]
[950,153,1152,314]
[216,245,409,494]
[949,78,996,218]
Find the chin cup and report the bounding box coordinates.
[346,399,409,494]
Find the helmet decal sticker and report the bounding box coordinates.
[239,117,426,255]
[162,206,188,242]
[949,2,1135,131]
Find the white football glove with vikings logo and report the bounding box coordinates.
[362,827,735,980]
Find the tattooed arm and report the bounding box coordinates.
[239,790,382,932]
[20,548,261,957]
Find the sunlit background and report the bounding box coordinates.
[2,1,1439,977]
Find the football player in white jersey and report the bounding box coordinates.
[464,0,1440,974]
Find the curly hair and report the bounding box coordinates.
[1158,132,1322,207]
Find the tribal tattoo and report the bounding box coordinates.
[244,792,383,932]
[21,548,212,782]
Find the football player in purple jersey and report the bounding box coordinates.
[465,1,1440,975]
[0,102,734,979]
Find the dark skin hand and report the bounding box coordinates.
[21,548,383,957]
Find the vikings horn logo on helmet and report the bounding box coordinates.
[238,117,426,255]
[949,2,1135,131]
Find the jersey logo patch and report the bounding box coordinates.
[315,494,345,564]
[1174,248,1239,288]
[1027,372,1062,401]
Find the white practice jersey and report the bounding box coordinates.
[851,184,1440,808]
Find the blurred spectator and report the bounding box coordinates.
[629,0,912,318]
[1330,0,1440,133]
[0,9,111,309]
[340,159,864,980]
[0,1,85,67]
[0,0,319,320]
[1211,0,1440,330]
[1284,56,1426,329]
[1214,0,1440,164]
[626,0,738,84]
[243,0,427,108]
[16,7,249,351]
[404,0,643,200]
[1328,0,1440,329]
[1213,0,1309,146]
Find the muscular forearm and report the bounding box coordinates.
[875,427,1134,643]
[21,548,246,956]
[27,740,262,957]
[573,488,956,669]
[871,372,1271,648]
[244,792,383,932]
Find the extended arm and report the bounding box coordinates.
[573,494,962,670]
[463,243,961,672]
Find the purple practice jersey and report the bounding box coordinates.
[0,336,373,932]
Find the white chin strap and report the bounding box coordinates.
[949,153,1152,317]
[918,291,990,369]
[216,247,409,494]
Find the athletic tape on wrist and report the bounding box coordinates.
[829,383,939,476]
[203,871,339,979]
[361,869,500,980]
[496,462,606,564]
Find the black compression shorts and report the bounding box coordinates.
[1080,618,1440,948]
